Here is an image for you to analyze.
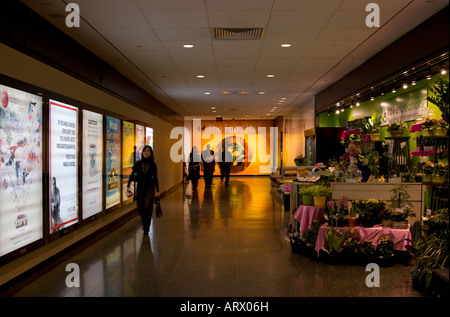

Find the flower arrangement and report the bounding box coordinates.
[422,118,438,129]
[436,119,449,130]
[387,121,407,132]
[340,130,362,145]
[376,236,395,259]
[423,208,449,233]
[324,198,349,227]
[294,153,306,166]
[352,199,387,216]
[433,161,448,176]
[363,115,383,134]
[423,161,434,175]
[379,208,395,220]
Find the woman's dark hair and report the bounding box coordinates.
[142,145,155,163]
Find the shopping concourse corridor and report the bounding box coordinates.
[2,177,421,297]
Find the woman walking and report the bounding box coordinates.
[127,145,160,235]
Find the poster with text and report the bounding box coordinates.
[105,116,121,209]
[49,99,78,233]
[82,110,103,219]
[145,126,153,149]
[135,124,145,162]
[0,84,43,257]
[122,121,134,205]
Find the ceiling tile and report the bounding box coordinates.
[268,11,335,27]
[144,11,209,28]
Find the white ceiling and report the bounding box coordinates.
[22,0,449,120]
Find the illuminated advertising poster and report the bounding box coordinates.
[49,99,78,233]
[145,126,153,149]
[200,120,274,175]
[82,110,103,219]
[135,124,145,162]
[0,84,43,257]
[122,121,134,205]
[105,116,121,209]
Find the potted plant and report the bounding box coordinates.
[294,153,306,166]
[432,161,448,184]
[391,207,416,229]
[369,115,383,141]
[422,161,434,183]
[427,78,449,124]
[322,226,349,264]
[303,220,321,258]
[421,118,437,137]
[423,208,449,234]
[324,199,348,227]
[379,209,394,227]
[347,202,359,227]
[375,236,395,267]
[433,119,448,137]
[312,185,331,206]
[342,238,362,265]
[360,240,376,265]
[387,121,408,137]
[298,185,315,206]
[409,222,449,294]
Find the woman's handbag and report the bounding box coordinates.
[155,198,162,218]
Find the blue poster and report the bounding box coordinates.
[105,116,121,209]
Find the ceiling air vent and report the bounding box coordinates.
[213,28,264,40]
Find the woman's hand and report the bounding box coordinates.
[155,192,161,198]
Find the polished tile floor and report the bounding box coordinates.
[2,177,422,297]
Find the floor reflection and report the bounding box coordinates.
[3,177,422,297]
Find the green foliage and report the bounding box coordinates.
[298,185,315,196]
[427,78,449,121]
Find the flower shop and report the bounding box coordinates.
[286,68,448,296]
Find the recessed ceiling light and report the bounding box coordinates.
[211,107,216,109]
[281,44,291,48]
[183,44,194,48]
[212,110,216,113]
[258,91,265,95]
[204,92,210,95]
[196,75,205,78]
[266,74,275,78]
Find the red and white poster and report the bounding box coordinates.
[49,99,78,233]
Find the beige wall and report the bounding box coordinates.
[0,43,183,193]
[283,96,315,167]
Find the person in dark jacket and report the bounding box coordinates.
[188,146,201,191]
[127,145,160,235]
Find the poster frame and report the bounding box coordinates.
[0,75,46,264]
[47,98,80,241]
[104,115,122,213]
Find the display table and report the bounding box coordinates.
[315,224,413,257]
[294,205,325,235]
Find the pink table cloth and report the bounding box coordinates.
[315,224,412,256]
[294,205,325,235]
